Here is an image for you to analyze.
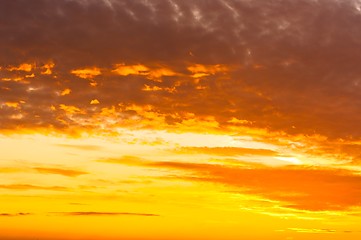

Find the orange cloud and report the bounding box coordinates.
[41,62,55,75]
[175,147,278,157]
[90,99,100,105]
[187,64,228,78]
[0,213,32,217]
[112,64,149,76]
[59,104,85,114]
[100,157,361,211]
[98,155,146,165]
[0,184,68,191]
[55,144,103,151]
[8,63,33,72]
[71,67,101,79]
[60,88,71,96]
[53,211,159,217]
[4,102,20,108]
[285,228,337,234]
[34,167,88,177]
[112,64,178,81]
[147,68,178,80]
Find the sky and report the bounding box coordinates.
[0,0,360,239]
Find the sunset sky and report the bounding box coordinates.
[1,0,361,239]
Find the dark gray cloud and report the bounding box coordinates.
[1,0,361,161]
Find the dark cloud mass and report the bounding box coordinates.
[1,0,361,159]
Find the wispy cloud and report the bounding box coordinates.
[97,155,147,165]
[289,228,335,233]
[0,184,69,191]
[174,147,278,156]
[52,211,159,217]
[34,167,88,177]
[54,144,103,151]
[0,212,32,217]
[100,157,361,211]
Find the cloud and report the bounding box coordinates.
[0,213,32,217]
[55,144,103,151]
[97,155,147,165]
[0,184,69,191]
[0,0,360,164]
[0,166,87,177]
[71,67,101,79]
[285,228,337,234]
[175,147,278,156]
[102,157,361,211]
[34,167,88,177]
[52,211,159,217]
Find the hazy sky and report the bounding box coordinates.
[0,0,360,239]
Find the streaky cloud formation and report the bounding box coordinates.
[52,211,160,217]
[54,144,103,151]
[0,184,69,191]
[100,156,361,211]
[33,167,88,177]
[175,146,278,156]
[0,213,31,217]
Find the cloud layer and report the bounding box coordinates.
[101,155,361,211]
[1,0,360,142]
[52,211,159,217]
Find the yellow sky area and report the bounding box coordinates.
[0,131,360,240]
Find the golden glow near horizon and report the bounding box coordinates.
[1,0,361,239]
[1,130,360,240]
